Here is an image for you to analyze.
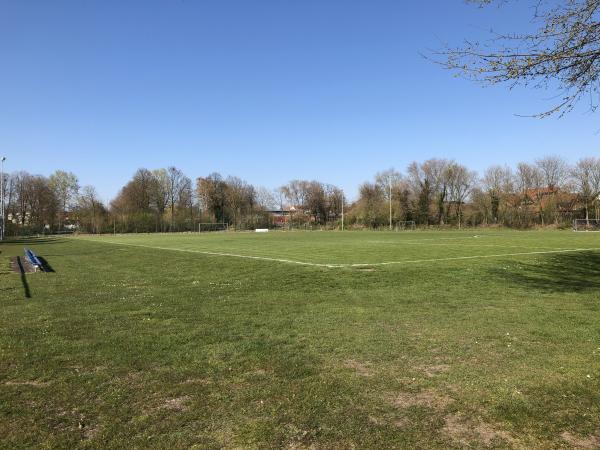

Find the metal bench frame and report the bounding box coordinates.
[24,248,44,272]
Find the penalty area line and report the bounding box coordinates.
[76,238,600,269]
[76,238,334,267]
[347,247,600,267]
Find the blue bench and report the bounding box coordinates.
[24,248,44,272]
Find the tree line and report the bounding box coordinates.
[1,156,599,235]
[350,156,600,229]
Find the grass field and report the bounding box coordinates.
[1,230,599,448]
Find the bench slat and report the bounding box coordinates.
[24,248,43,271]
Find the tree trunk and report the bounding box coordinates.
[171,203,175,232]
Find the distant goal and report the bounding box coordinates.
[573,219,600,232]
[198,222,229,232]
[395,221,416,231]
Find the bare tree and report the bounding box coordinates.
[408,162,433,224]
[515,162,540,199]
[424,159,452,225]
[535,156,570,223]
[111,169,161,232]
[12,172,32,228]
[408,159,454,225]
[522,164,549,225]
[535,156,569,190]
[304,181,327,225]
[375,169,403,197]
[438,1,600,118]
[355,182,386,227]
[48,170,79,229]
[166,167,188,231]
[178,176,195,230]
[280,180,311,227]
[446,163,477,228]
[325,184,345,223]
[483,165,513,224]
[196,173,228,223]
[78,185,105,233]
[152,169,169,231]
[571,157,600,222]
[226,176,250,229]
[256,187,277,211]
[470,186,492,225]
[375,168,403,228]
[2,173,15,226]
[280,180,309,210]
[27,176,59,231]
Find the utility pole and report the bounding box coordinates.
[0,156,5,241]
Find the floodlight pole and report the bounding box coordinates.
[389,178,392,231]
[0,156,5,241]
[341,192,344,231]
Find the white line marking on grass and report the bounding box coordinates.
[355,238,570,251]
[400,242,572,251]
[366,236,489,244]
[77,237,600,269]
[347,248,600,267]
[77,238,334,267]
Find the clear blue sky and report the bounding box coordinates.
[1,0,598,202]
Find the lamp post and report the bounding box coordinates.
[289,206,296,231]
[389,177,392,231]
[0,156,5,241]
[341,191,344,231]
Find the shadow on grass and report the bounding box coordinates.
[16,257,31,298]
[2,237,65,245]
[491,251,600,293]
[37,257,55,273]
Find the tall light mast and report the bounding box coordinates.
[341,191,344,231]
[389,177,392,230]
[0,156,6,241]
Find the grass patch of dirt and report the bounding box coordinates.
[560,431,600,449]
[443,414,518,448]
[5,380,51,387]
[392,389,453,410]
[418,363,451,378]
[161,396,191,412]
[9,256,36,273]
[344,359,372,377]
[182,377,212,385]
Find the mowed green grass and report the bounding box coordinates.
[78,229,600,266]
[0,230,599,449]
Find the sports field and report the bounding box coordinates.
[1,230,599,448]
[81,229,600,267]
